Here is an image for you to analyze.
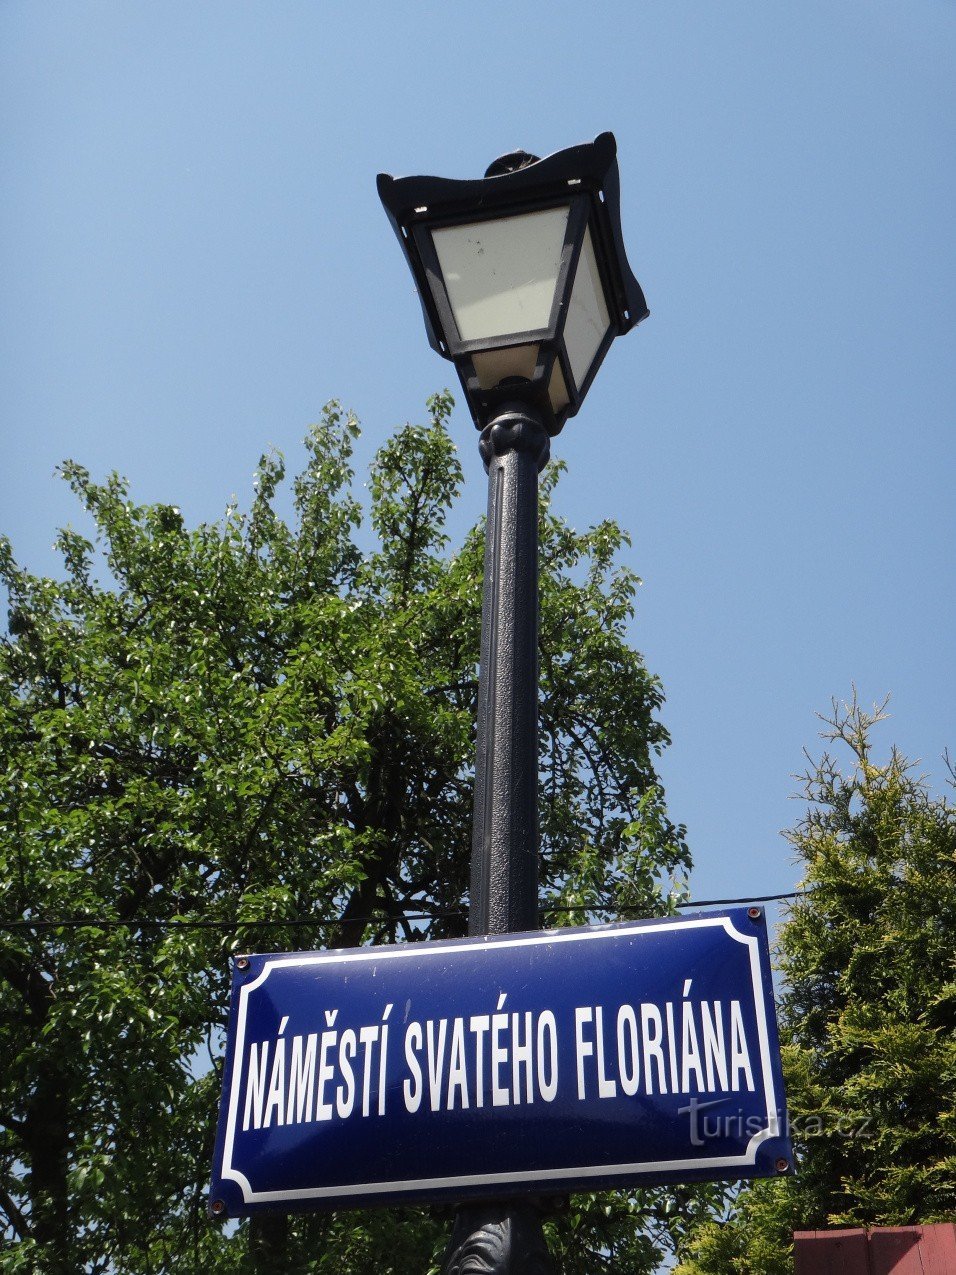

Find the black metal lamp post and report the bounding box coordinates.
[378,132,647,1274]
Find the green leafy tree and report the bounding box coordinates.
[677,697,956,1274]
[0,394,690,1274]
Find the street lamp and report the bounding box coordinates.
[378,132,647,1275]
[377,131,647,436]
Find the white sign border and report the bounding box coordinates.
[218,915,783,1205]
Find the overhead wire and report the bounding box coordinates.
[0,889,808,933]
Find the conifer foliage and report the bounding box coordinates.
[678,698,956,1273]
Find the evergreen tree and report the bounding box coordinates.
[677,698,956,1274]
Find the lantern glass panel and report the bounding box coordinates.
[471,344,541,390]
[431,206,570,343]
[563,225,611,390]
[548,361,570,414]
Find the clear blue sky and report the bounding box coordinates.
[2,1,954,929]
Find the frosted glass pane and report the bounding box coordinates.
[432,207,570,342]
[471,344,540,390]
[548,361,570,413]
[564,227,610,389]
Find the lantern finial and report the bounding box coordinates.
[484,150,541,178]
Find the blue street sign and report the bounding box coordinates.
[210,908,790,1216]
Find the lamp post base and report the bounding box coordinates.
[441,1201,557,1275]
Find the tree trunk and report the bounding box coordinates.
[25,1057,71,1274]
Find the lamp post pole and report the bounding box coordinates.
[469,403,549,936]
[441,402,556,1274]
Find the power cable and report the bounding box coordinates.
[0,889,808,934]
